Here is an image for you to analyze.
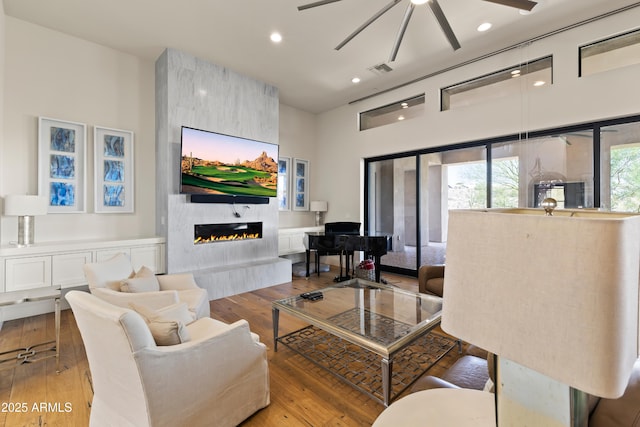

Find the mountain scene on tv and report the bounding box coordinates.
[182,149,278,197]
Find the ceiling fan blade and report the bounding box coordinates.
[298,0,343,11]
[335,0,403,50]
[389,3,415,62]
[428,0,461,51]
[482,0,537,12]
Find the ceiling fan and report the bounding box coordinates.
[298,0,538,62]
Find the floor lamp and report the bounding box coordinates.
[3,195,48,247]
[441,205,640,426]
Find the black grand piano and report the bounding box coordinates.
[304,222,389,282]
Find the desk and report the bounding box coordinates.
[0,287,61,373]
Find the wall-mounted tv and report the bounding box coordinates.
[180,126,278,198]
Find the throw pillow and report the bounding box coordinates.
[129,303,191,346]
[156,302,196,325]
[134,265,155,278]
[120,275,160,293]
[84,252,135,291]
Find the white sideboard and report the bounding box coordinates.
[278,226,322,256]
[0,237,165,321]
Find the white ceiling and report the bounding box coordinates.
[3,0,640,113]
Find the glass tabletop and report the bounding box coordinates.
[273,278,443,356]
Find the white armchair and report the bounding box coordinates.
[83,253,210,319]
[66,290,270,427]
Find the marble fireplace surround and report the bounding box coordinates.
[155,49,291,300]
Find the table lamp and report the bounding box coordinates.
[442,203,640,426]
[3,195,48,247]
[310,200,328,226]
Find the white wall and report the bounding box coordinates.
[3,7,639,247]
[314,8,640,225]
[278,103,319,228]
[0,16,322,248]
[0,6,5,246]
[1,17,156,245]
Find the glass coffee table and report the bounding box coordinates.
[272,278,459,406]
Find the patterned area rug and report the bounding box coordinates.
[278,308,458,405]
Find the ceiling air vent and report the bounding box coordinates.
[368,63,393,75]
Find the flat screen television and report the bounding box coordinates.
[180,126,278,198]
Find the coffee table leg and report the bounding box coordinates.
[272,307,279,352]
[382,357,393,406]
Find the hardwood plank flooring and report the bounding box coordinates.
[0,268,471,426]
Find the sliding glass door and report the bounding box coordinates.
[600,121,640,211]
[365,115,638,277]
[491,132,594,209]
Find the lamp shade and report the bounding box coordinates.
[310,201,328,212]
[3,195,48,216]
[442,208,640,398]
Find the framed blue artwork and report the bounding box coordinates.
[277,156,290,211]
[293,158,309,211]
[38,117,87,213]
[94,126,134,213]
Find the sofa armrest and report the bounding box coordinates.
[411,375,461,392]
[418,265,445,294]
[156,273,199,291]
[134,319,269,425]
[90,287,179,310]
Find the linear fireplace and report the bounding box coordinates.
[194,222,263,245]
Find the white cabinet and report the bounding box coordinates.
[95,248,130,262]
[278,226,322,256]
[0,237,166,293]
[131,245,164,273]
[52,252,93,288]
[5,256,52,292]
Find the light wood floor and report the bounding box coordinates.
[0,269,469,427]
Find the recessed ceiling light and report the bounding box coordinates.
[401,102,409,109]
[351,77,361,84]
[533,80,546,87]
[270,32,282,43]
[398,115,405,121]
[410,0,429,5]
[477,22,492,32]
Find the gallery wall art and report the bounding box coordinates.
[93,126,134,213]
[293,158,309,211]
[38,117,87,213]
[278,156,290,211]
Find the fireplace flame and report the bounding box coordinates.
[195,232,260,245]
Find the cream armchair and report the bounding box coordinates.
[83,253,210,319]
[66,290,270,427]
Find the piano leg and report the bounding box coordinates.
[374,254,382,282]
[345,251,350,279]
